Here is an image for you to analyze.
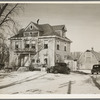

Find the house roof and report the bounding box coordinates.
[65,37,72,42]
[10,28,24,38]
[39,24,55,36]
[9,22,70,42]
[52,25,65,30]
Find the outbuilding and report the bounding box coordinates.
[78,48,100,70]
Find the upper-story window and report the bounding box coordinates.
[25,40,30,49]
[15,41,19,49]
[30,32,33,36]
[44,44,48,49]
[64,46,66,51]
[31,44,35,49]
[25,44,29,48]
[44,40,48,49]
[32,59,35,63]
[30,25,33,30]
[31,41,36,50]
[31,31,38,37]
[24,32,30,37]
[56,40,60,50]
[64,43,67,51]
[24,31,39,37]
[57,44,59,50]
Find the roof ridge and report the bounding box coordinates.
[52,25,65,26]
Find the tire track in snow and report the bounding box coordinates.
[91,75,100,90]
[0,73,47,89]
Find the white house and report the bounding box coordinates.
[9,21,72,68]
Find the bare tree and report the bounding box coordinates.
[0,3,23,34]
[0,33,9,69]
[0,3,23,69]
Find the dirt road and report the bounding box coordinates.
[0,71,100,94]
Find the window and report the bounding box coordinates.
[44,40,48,49]
[31,25,33,29]
[24,32,29,37]
[15,42,19,49]
[32,59,35,63]
[31,44,35,49]
[30,25,33,30]
[30,32,33,36]
[56,40,60,50]
[44,58,48,64]
[44,44,48,49]
[25,41,30,48]
[31,32,38,37]
[64,46,66,51]
[15,44,18,49]
[36,59,40,63]
[57,44,59,50]
[25,44,29,48]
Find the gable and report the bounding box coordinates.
[25,22,39,32]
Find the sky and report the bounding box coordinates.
[14,3,100,52]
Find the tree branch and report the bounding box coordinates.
[0,4,8,17]
[0,4,18,26]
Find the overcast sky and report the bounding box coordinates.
[15,3,100,52]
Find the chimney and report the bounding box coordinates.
[37,19,39,24]
[91,47,94,51]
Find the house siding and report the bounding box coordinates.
[55,38,70,63]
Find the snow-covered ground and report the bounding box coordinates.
[0,71,100,94]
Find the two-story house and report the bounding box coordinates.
[9,22,72,68]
